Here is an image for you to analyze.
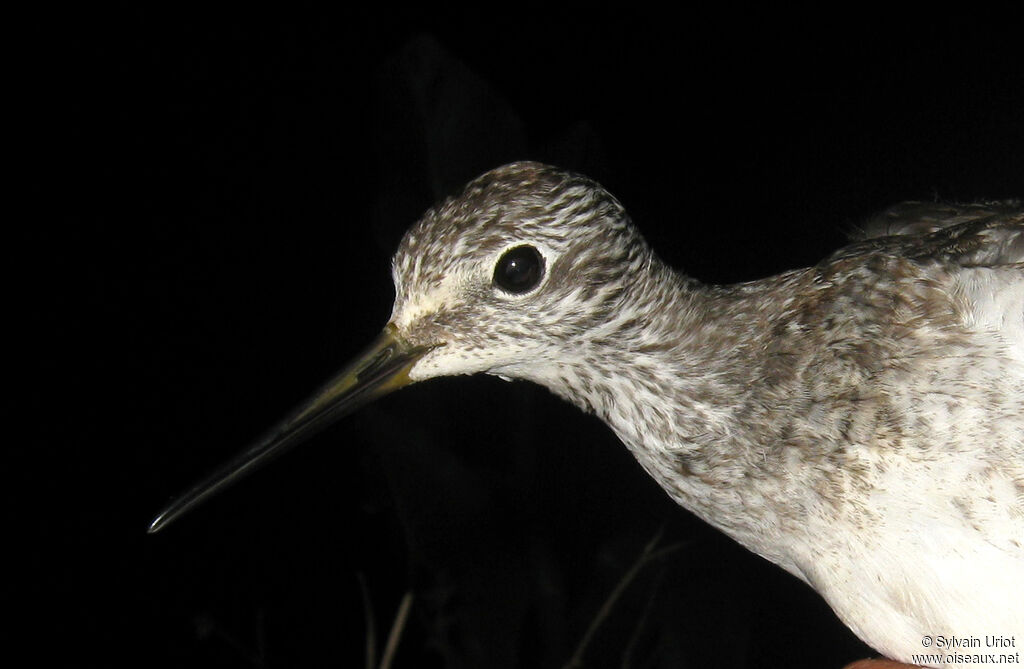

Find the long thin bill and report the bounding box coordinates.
[148,324,438,534]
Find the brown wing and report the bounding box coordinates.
[828,200,1023,268]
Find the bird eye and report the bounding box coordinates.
[493,245,544,294]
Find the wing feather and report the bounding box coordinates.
[831,200,1023,267]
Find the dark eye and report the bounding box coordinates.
[493,245,544,294]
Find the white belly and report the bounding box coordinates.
[795,446,1024,667]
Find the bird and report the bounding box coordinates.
[150,162,1023,667]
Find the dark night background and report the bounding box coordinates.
[25,7,1022,668]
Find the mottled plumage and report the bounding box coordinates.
[388,163,1024,666]
[151,161,1022,667]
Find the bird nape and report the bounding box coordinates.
[151,162,1024,667]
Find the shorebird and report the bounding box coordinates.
[151,162,1023,666]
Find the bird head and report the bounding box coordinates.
[390,161,649,381]
[149,161,651,532]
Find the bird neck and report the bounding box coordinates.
[524,256,807,572]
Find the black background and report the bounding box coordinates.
[27,7,1022,668]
